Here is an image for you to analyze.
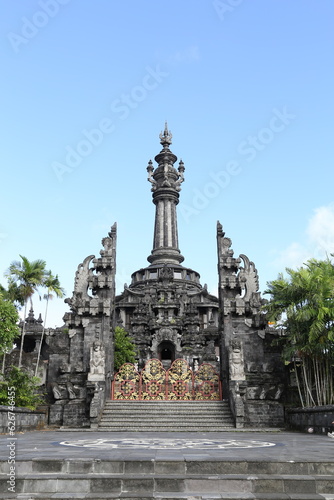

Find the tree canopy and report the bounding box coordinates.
[0,294,19,354]
[114,326,137,371]
[0,366,44,409]
[5,256,47,367]
[265,257,334,407]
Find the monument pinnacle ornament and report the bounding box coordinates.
[147,122,185,265]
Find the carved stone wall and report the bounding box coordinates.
[217,222,285,428]
[47,224,117,428]
[115,263,220,372]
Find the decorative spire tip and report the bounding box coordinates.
[159,122,172,147]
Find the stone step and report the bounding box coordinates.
[99,420,234,424]
[98,427,235,431]
[0,494,330,500]
[102,406,232,410]
[101,413,233,419]
[103,408,231,413]
[99,422,235,427]
[100,400,235,431]
[2,459,333,497]
[1,472,334,497]
[99,422,235,428]
[0,491,328,500]
[98,424,234,427]
[103,409,231,419]
[97,428,235,432]
[3,459,334,475]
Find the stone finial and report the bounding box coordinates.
[159,122,172,148]
[26,308,35,323]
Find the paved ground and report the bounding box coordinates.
[1,429,333,462]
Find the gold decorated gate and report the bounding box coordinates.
[112,359,221,400]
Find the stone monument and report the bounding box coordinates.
[45,124,285,428]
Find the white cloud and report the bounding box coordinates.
[272,204,334,271]
[306,204,334,259]
[272,242,309,271]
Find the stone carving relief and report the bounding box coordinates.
[203,340,216,361]
[51,382,67,400]
[229,340,246,381]
[88,341,105,381]
[90,383,103,418]
[221,236,233,257]
[159,264,174,282]
[74,255,94,296]
[151,328,182,354]
[66,382,77,399]
[238,254,259,302]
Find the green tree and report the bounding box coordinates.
[0,366,44,409]
[265,257,334,407]
[114,326,136,371]
[1,279,25,309]
[6,256,47,368]
[35,271,65,376]
[0,293,20,373]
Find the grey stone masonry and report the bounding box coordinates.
[286,404,334,434]
[1,457,334,498]
[217,222,285,428]
[47,224,117,428]
[0,405,46,433]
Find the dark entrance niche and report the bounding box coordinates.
[158,341,175,366]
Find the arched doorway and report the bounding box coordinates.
[158,341,175,369]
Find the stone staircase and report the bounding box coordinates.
[98,400,235,431]
[1,458,334,499]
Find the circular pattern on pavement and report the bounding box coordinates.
[59,438,276,449]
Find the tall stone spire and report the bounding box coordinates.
[147,123,185,266]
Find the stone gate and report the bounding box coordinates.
[112,359,221,401]
[43,124,285,429]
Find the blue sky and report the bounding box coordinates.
[1,0,334,328]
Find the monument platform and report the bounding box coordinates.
[0,429,334,498]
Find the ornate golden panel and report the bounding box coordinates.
[112,363,140,400]
[167,359,193,400]
[112,359,221,400]
[194,363,220,400]
[141,359,166,400]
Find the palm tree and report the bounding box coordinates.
[6,256,47,368]
[35,272,65,376]
[265,257,334,406]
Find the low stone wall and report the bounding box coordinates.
[0,405,47,434]
[286,405,334,434]
[244,400,285,428]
